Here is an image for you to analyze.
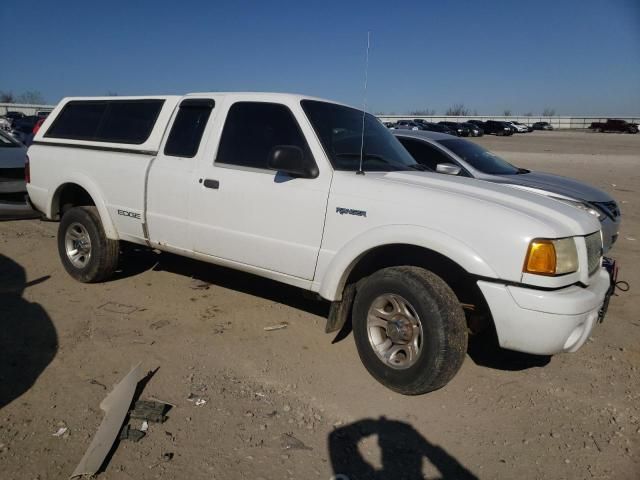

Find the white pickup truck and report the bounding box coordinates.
[26,93,612,394]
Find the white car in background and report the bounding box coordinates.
[506,121,529,133]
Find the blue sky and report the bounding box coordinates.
[1,0,639,114]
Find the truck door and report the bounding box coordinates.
[146,98,215,251]
[191,100,331,280]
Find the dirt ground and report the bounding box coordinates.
[1,130,638,479]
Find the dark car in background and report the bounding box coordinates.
[414,121,457,136]
[482,120,514,136]
[589,119,638,134]
[467,119,486,128]
[532,121,553,131]
[3,111,25,125]
[460,122,483,137]
[10,115,39,145]
[438,121,471,137]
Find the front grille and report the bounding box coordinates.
[585,232,603,275]
[594,201,620,219]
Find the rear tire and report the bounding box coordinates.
[352,266,468,395]
[57,206,119,283]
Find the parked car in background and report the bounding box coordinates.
[0,129,38,219]
[4,111,25,125]
[460,122,483,137]
[35,110,52,119]
[506,121,529,133]
[467,120,486,128]
[438,121,471,137]
[532,121,553,131]
[589,119,638,134]
[511,121,533,132]
[414,121,457,136]
[393,120,422,131]
[482,120,514,136]
[10,115,39,145]
[393,130,621,252]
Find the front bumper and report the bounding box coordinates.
[477,268,610,355]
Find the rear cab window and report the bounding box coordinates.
[215,102,314,170]
[164,99,215,158]
[44,99,164,144]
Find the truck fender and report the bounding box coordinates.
[317,224,498,301]
[50,175,119,240]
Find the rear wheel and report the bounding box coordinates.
[352,266,468,395]
[57,206,119,283]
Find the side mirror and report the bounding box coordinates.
[267,145,318,178]
[436,163,462,175]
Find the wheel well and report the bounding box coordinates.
[52,183,95,220]
[343,244,491,332]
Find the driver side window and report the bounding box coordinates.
[215,102,315,171]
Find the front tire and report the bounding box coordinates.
[352,266,467,395]
[58,206,119,283]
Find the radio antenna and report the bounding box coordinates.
[357,31,371,175]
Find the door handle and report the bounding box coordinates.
[203,179,220,189]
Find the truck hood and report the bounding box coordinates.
[484,171,614,203]
[371,171,601,237]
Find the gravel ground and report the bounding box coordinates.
[0,130,638,479]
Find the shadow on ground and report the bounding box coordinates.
[0,254,57,409]
[111,245,330,317]
[329,417,478,480]
[467,327,551,371]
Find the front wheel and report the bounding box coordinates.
[352,266,468,395]
[57,206,119,283]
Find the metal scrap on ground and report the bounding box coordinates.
[70,363,143,479]
[119,424,146,442]
[129,400,169,423]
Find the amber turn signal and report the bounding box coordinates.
[524,240,556,275]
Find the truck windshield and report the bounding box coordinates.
[301,100,421,172]
[437,139,520,175]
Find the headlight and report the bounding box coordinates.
[552,197,603,220]
[523,237,578,276]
